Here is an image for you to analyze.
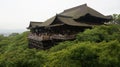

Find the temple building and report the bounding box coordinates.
[27,4,112,49]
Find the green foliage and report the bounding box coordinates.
[111,14,120,24]
[45,25,120,67]
[0,31,46,67]
[0,49,46,67]
[98,40,120,67]
[49,41,75,52]
[76,25,120,42]
[9,33,19,37]
[46,40,120,67]
[0,25,120,67]
[0,34,7,41]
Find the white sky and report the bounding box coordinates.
[0,0,120,30]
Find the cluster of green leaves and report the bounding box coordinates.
[76,25,120,42]
[0,24,120,67]
[0,32,46,67]
[46,40,120,67]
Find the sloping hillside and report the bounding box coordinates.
[0,25,120,67]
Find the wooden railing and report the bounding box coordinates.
[51,34,75,40]
[28,33,76,41]
[28,34,51,41]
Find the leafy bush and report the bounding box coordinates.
[98,40,120,67]
[0,49,46,67]
[0,32,46,67]
[76,25,120,42]
[46,40,120,67]
[49,41,75,52]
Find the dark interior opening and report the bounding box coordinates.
[75,14,108,23]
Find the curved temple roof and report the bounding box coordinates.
[27,21,43,29]
[60,4,112,20]
[27,4,112,29]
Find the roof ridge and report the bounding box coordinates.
[63,4,87,12]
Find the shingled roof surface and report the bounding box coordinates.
[57,16,92,27]
[60,4,111,19]
[28,4,112,28]
[27,21,43,29]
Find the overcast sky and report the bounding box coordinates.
[0,0,120,30]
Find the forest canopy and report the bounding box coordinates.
[0,14,120,67]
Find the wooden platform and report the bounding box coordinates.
[28,34,76,41]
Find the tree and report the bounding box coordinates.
[111,14,120,24]
[9,33,19,37]
[0,34,5,41]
